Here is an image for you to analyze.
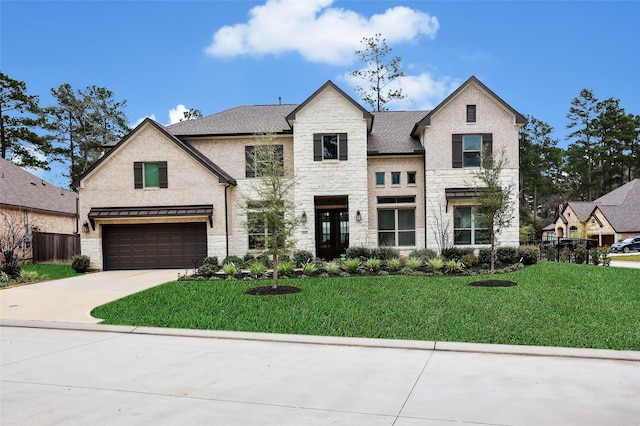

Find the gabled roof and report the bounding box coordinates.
[73,118,236,188]
[0,158,77,216]
[368,111,427,155]
[411,76,527,136]
[591,179,640,232]
[564,201,597,220]
[166,104,296,137]
[286,80,374,132]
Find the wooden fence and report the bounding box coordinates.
[32,232,80,263]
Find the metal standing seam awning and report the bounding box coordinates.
[444,188,480,212]
[87,205,214,230]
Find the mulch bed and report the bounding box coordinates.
[245,285,301,296]
[469,280,517,287]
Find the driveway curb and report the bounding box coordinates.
[2,318,638,362]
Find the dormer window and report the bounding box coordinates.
[466,105,476,123]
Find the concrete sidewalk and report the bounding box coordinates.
[0,270,182,323]
[1,321,639,425]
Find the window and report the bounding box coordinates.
[452,134,492,168]
[466,105,476,123]
[378,209,415,247]
[313,133,348,161]
[453,206,489,245]
[391,172,400,185]
[247,210,284,250]
[375,172,385,186]
[378,196,415,204]
[407,172,416,185]
[245,145,283,178]
[134,161,167,189]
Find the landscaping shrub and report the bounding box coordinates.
[277,261,295,276]
[516,246,539,265]
[364,258,382,272]
[202,256,219,268]
[222,255,243,267]
[249,261,266,278]
[546,245,557,262]
[242,253,256,267]
[293,250,314,267]
[446,259,464,273]
[386,258,402,271]
[560,247,571,262]
[301,261,316,276]
[574,244,587,264]
[460,253,479,268]
[20,270,39,282]
[405,257,423,270]
[426,257,445,271]
[590,248,600,265]
[325,261,340,275]
[222,262,238,277]
[371,246,400,260]
[441,247,474,260]
[478,248,492,265]
[346,246,372,260]
[409,248,437,262]
[598,246,611,266]
[344,258,362,274]
[256,253,272,268]
[496,246,518,265]
[71,254,90,273]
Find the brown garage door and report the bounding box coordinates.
[102,223,207,270]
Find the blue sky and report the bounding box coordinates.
[2,0,639,188]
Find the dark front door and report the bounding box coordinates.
[315,210,349,260]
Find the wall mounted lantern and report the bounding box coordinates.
[82,221,90,233]
[356,210,362,222]
[301,211,307,224]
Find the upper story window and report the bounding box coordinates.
[134,161,167,189]
[466,105,476,123]
[391,172,401,185]
[452,133,493,168]
[245,145,284,178]
[375,172,385,186]
[313,133,348,161]
[407,172,416,185]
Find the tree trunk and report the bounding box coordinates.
[271,253,279,289]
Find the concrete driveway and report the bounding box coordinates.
[0,270,182,323]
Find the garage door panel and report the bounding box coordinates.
[102,223,207,270]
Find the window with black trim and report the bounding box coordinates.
[452,133,493,168]
[134,161,167,189]
[466,105,476,123]
[375,172,385,186]
[391,172,400,185]
[378,209,415,247]
[245,145,283,178]
[313,133,348,161]
[407,172,416,185]
[453,206,489,245]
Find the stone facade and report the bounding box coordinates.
[76,77,524,270]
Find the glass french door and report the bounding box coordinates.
[315,209,349,260]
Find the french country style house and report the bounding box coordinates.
[74,76,526,270]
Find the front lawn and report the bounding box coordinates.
[21,263,81,280]
[92,262,640,350]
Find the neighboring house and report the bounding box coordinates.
[0,158,79,263]
[74,76,525,270]
[553,179,640,246]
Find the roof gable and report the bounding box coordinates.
[0,158,77,215]
[411,76,527,136]
[286,81,374,131]
[73,118,236,187]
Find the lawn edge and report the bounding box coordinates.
[2,318,638,362]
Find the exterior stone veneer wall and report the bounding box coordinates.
[291,85,370,256]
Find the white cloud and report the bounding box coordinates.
[132,114,156,128]
[205,0,439,65]
[168,105,188,124]
[342,70,460,111]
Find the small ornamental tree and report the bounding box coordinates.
[473,148,516,280]
[244,130,300,289]
[0,209,30,279]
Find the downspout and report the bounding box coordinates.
[76,195,80,234]
[224,183,230,258]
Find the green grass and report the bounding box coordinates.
[613,254,640,262]
[92,262,640,351]
[21,263,81,281]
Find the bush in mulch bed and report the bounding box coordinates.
[245,285,301,296]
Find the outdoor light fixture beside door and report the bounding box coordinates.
[301,211,307,224]
[82,221,90,233]
[356,210,362,222]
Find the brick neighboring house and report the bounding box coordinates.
[0,158,79,263]
[552,179,640,246]
[74,76,526,270]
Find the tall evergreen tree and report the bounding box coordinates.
[349,33,407,112]
[0,72,51,169]
[566,89,599,200]
[45,84,129,186]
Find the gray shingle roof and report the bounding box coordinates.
[368,111,427,155]
[166,105,297,136]
[593,179,640,232]
[0,158,78,215]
